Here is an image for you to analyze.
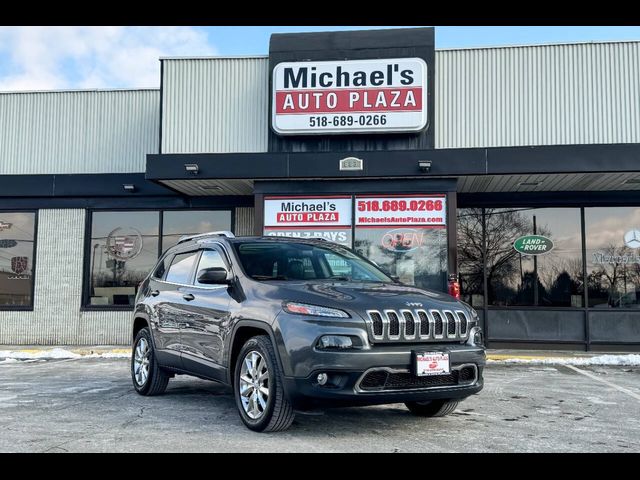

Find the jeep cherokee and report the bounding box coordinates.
[131,231,485,432]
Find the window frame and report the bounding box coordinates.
[0,209,38,311]
[82,208,235,310]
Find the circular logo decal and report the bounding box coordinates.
[624,229,640,249]
[106,227,143,261]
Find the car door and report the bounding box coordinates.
[146,253,182,368]
[179,246,233,381]
[159,249,202,368]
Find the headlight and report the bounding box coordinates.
[283,302,350,318]
[470,308,479,321]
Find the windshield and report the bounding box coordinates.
[232,240,393,282]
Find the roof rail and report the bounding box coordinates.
[177,231,235,244]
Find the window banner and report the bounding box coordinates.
[263,196,353,247]
[355,194,446,227]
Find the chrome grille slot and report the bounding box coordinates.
[444,311,457,337]
[402,310,416,337]
[369,311,383,338]
[431,310,444,337]
[417,310,430,338]
[456,310,468,336]
[387,311,400,338]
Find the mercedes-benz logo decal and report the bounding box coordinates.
[624,229,640,249]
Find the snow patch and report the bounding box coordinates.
[0,348,130,361]
[489,354,640,366]
[0,358,20,364]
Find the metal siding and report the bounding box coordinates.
[162,58,269,154]
[0,90,159,174]
[436,42,640,148]
[234,207,255,236]
[0,209,129,345]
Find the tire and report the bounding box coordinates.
[405,399,459,417]
[234,335,295,432]
[131,327,170,396]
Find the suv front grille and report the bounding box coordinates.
[365,309,472,343]
[357,365,478,392]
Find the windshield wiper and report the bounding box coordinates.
[251,275,289,281]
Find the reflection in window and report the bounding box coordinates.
[483,208,583,307]
[166,252,199,285]
[585,207,640,309]
[89,211,159,306]
[354,227,448,292]
[0,212,36,307]
[457,209,485,308]
[162,210,232,252]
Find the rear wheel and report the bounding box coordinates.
[131,327,169,396]
[234,336,295,432]
[405,399,459,417]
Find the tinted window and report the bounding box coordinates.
[89,211,159,306]
[585,207,640,309]
[457,208,485,308]
[0,212,36,307]
[162,210,232,251]
[165,252,199,285]
[195,250,226,286]
[153,254,171,279]
[484,208,583,307]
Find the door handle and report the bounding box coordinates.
[183,293,195,301]
[150,290,160,297]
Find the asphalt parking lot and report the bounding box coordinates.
[0,357,639,452]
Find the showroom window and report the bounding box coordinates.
[457,208,485,308]
[161,210,232,252]
[86,209,233,308]
[0,211,37,308]
[480,208,584,308]
[585,207,640,309]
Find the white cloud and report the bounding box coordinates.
[0,26,217,91]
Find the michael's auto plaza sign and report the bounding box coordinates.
[272,58,428,135]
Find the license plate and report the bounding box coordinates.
[415,352,450,376]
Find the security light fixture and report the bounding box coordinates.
[123,184,136,192]
[623,178,640,185]
[418,160,432,173]
[184,163,199,175]
[200,185,223,191]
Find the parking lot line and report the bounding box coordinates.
[564,365,640,402]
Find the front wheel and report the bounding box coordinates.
[234,336,295,432]
[131,327,169,396]
[405,399,459,417]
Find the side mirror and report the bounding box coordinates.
[197,267,229,285]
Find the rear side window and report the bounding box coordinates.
[165,251,199,284]
[153,255,171,279]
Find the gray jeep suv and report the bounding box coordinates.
[131,231,485,432]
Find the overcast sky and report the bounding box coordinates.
[1,26,639,91]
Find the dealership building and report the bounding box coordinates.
[1,27,639,350]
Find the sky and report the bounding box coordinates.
[1,26,639,91]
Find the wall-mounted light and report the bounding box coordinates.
[418,160,432,173]
[123,184,136,193]
[518,181,542,187]
[184,163,199,175]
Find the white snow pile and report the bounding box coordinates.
[0,348,130,361]
[489,354,640,366]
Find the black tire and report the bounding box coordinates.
[131,327,169,396]
[234,335,295,432]
[405,399,459,417]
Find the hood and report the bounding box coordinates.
[270,280,463,313]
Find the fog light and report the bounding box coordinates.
[317,373,328,385]
[318,335,353,349]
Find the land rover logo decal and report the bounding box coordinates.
[624,229,640,249]
[513,235,554,255]
[106,227,143,261]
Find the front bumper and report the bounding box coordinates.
[280,343,485,410]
